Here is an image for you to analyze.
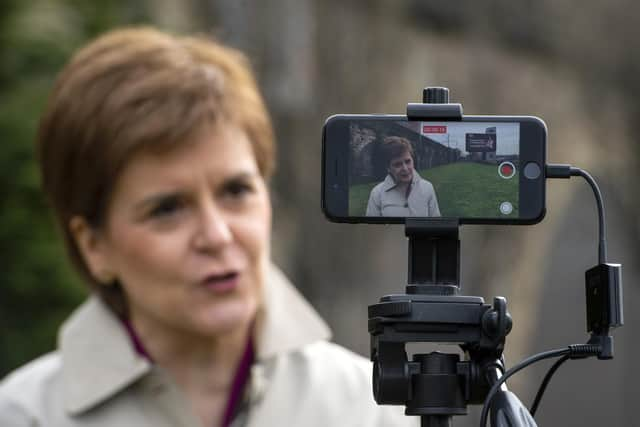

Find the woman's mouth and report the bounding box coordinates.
[202,272,240,293]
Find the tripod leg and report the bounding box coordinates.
[421,415,452,427]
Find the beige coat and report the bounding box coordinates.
[0,266,416,427]
[366,172,441,217]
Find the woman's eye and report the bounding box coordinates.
[224,181,254,198]
[149,197,183,218]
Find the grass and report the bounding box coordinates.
[349,162,519,218]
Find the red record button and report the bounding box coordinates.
[498,161,516,179]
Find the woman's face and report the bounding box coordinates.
[388,151,414,184]
[73,125,271,338]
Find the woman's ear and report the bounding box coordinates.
[69,216,116,285]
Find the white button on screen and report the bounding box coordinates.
[500,202,513,215]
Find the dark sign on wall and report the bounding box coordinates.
[465,133,497,152]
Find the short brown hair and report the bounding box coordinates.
[37,27,275,313]
[381,136,413,165]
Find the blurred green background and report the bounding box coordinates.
[0,0,149,377]
[1,1,638,425]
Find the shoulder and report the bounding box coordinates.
[0,352,63,425]
[260,341,416,426]
[269,341,370,382]
[415,175,435,192]
[369,181,385,198]
[298,341,369,370]
[293,341,371,387]
[1,352,62,403]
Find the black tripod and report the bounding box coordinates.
[369,219,535,427]
[368,88,536,426]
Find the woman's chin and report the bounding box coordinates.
[193,299,257,337]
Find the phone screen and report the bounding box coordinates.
[323,115,546,224]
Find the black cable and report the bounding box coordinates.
[546,164,607,264]
[479,344,600,427]
[478,348,570,427]
[529,354,570,416]
[569,167,607,264]
[508,165,616,425]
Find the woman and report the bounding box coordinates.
[0,28,413,427]
[366,136,441,217]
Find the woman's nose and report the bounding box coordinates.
[193,205,233,252]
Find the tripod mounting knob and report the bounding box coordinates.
[482,297,513,340]
[423,86,450,103]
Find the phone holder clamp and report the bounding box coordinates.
[407,87,463,121]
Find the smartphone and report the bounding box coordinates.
[322,114,546,224]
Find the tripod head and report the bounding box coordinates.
[369,220,531,426]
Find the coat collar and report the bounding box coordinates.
[59,263,331,415]
[380,170,421,192]
[254,264,331,360]
[59,295,151,415]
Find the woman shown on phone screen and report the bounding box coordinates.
[366,136,441,217]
